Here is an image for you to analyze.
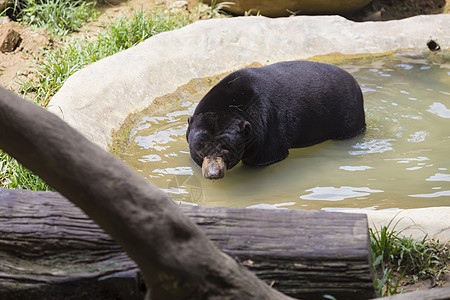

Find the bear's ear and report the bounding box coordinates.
[238,120,251,134]
[186,117,193,141]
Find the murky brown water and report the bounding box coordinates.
[117,52,450,211]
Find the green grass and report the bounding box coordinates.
[2,0,98,36]
[19,8,206,105]
[370,217,449,297]
[0,150,53,191]
[202,0,234,18]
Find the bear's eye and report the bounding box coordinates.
[196,142,206,151]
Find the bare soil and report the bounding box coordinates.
[0,21,51,90]
[381,260,450,294]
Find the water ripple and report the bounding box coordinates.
[426,173,450,182]
[349,139,395,155]
[300,186,383,201]
[409,190,450,198]
[427,102,450,118]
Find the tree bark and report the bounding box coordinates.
[0,188,376,299]
[0,86,291,299]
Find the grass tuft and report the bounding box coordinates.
[19,8,197,105]
[200,0,233,18]
[370,216,449,296]
[0,150,53,191]
[2,0,98,36]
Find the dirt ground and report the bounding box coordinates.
[0,0,169,91]
[0,0,449,295]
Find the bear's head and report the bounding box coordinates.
[186,112,252,179]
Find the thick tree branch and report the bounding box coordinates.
[0,87,292,299]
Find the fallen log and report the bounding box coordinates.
[0,188,375,299]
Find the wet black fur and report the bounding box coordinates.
[186,60,366,168]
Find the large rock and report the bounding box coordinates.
[0,27,20,52]
[204,0,372,17]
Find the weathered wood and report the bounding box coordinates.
[0,188,375,299]
[375,286,450,300]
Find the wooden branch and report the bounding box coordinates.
[0,188,375,299]
[0,86,291,299]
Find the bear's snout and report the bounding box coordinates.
[202,156,226,179]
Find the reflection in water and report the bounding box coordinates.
[409,191,450,198]
[162,175,204,204]
[426,173,450,182]
[300,186,384,201]
[427,102,450,118]
[118,52,450,210]
[339,166,374,171]
[408,131,428,142]
[138,154,162,162]
[134,125,186,150]
[349,139,395,155]
[153,167,193,176]
[247,202,296,209]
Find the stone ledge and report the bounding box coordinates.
[338,207,450,242]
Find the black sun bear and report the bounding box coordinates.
[186,61,366,179]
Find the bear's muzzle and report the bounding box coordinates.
[202,156,226,179]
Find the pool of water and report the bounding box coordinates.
[117,52,450,210]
